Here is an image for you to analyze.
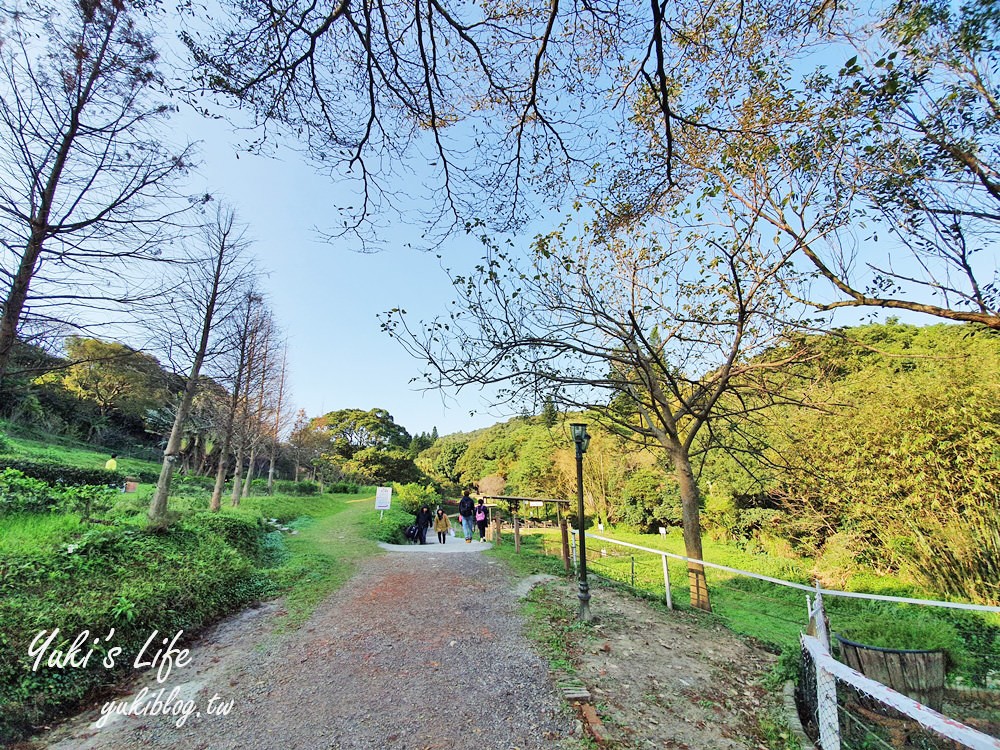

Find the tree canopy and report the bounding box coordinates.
[310,408,412,460]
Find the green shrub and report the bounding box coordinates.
[0,469,120,517]
[392,482,439,514]
[0,458,123,487]
[0,432,10,453]
[169,474,216,498]
[327,481,360,494]
[188,512,266,559]
[0,519,269,743]
[56,485,119,518]
[273,479,320,496]
[0,469,55,514]
[358,507,413,544]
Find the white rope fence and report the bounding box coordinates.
[570,530,1000,749]
[802,633,1000,750]
[573,530,1000,614]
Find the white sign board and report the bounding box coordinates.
[528,501,544,507]
[375,486,392,510]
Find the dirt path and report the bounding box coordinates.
[31,543,788,750]
[35,544,576,750]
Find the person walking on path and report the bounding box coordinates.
[415,504,433,545]
[474,498,489,541]
[432,508,451,544]
[458,490,476,543]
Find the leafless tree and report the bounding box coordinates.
[237,310,283,501]
[177,0,830,246]
[384,210,814,610]
[266,341,291,494]
[207,291,281,510]
[0,0,200,384]
[779,3,1000,328]
[604,0,1000,329]
[148,204,255,524]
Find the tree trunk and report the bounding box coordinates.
[266,345,288,495]
[668,442,712,611]
[209,451,230,512]
[241,444,257,498]
[149,376,200,523]
[148,216,232,525]
[0,236,43,385]
[210,388,240,512]
[267,452,277,493]
[230,439,244,507]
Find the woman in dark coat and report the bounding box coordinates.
[415,505,433,545]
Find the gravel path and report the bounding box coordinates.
[38,545,578,750]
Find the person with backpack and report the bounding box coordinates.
[474,498,489,541]
[458,490,476,543]
[414,504,433,545]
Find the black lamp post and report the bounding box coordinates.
[570,422,592,622]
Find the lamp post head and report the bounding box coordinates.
[569,422,590,456]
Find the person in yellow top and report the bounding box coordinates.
[432,508,452,544]
[105,454,118,471]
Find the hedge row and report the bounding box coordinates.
[0,469,119,517]
[0,458,125,487]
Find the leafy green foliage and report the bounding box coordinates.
[0,458,123,487]
[272,479,321,496]
[835,608,965,666]
[188,512,268,558]
[58,337,171,425]
[326,481,361,493]
[358,507,414,544]
[0,517,267,742]
[342,446,424,484]
[310,407,411,459]
[689,323,1000,605]
[416,436,468,488]
[0,469,54,514]
[391,482,440,514]
[0,469,118,516]
[616,467,681,532]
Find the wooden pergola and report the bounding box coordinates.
[481,495,572,567]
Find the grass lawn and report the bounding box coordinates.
[493,526,1000,686]
[263,491,385,627]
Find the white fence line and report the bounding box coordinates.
[574,531,1000,613]
[802,634,1000,750]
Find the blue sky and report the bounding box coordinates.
[156,17,949,442]
[172,108,507,439]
